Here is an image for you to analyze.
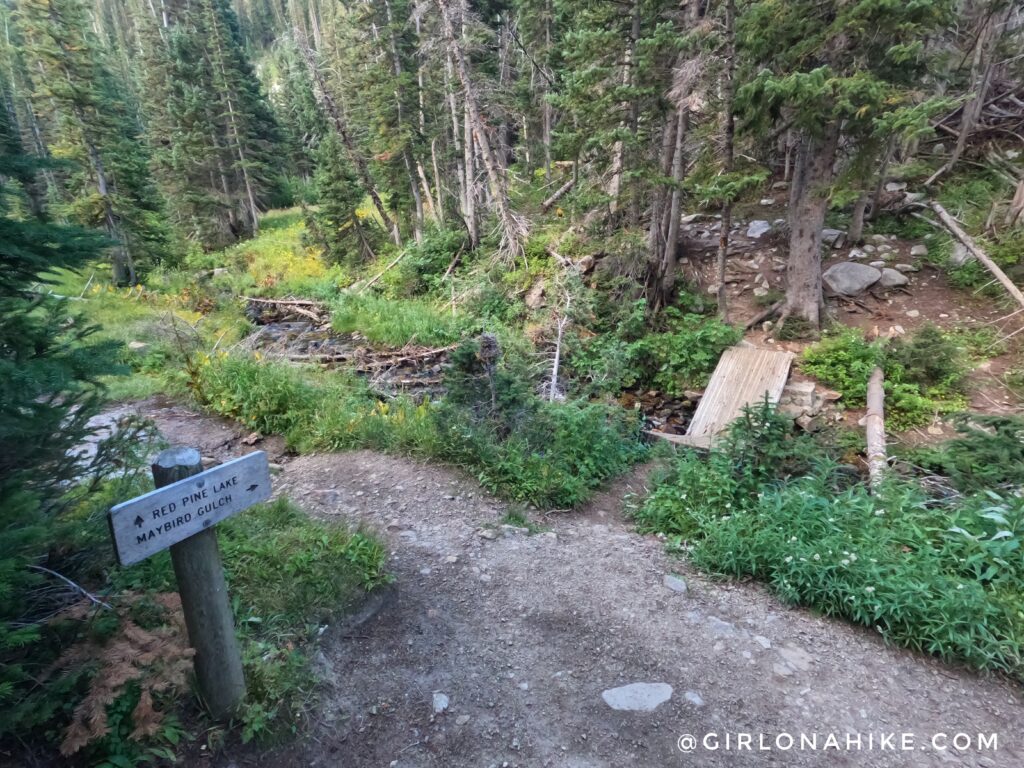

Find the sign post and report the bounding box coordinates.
[109,446,271,720]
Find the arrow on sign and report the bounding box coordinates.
[246,483,259,492]
[134,515,144,528]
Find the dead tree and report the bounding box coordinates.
[297,37,402,246]
[865,367,887,490]
[435,0,527,262]
[716,0,736,321]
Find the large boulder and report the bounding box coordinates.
[878,268,909,288]
[746,220,772,238]
[949,242,973,267]
[821,228,846,248]
[823,262,881,295]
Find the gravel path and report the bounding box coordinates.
[124,398,1023,767]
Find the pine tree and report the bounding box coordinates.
[736,0,953,331]
[309,130,372,264]
[0,94,117,735]
[14,0,175,283]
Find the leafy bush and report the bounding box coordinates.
[800,327,883,404]
[379,227,467,297]
[887,323,967,393]
[194,352,646,508]
[913,415,1024,493]
[801,326,970,429]
[568,304,740,397]
[637,403,1024,682]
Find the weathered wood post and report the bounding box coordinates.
[151,447,246,720]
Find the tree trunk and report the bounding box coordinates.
[297,38,402,245]
[716,0,736,321]
[657,105,688,307]
[782,125,840,331]
[847,191,869,244]
[865,366,887,490]
[867,137,895,220]
[436,0,524,260]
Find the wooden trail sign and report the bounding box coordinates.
[108,447,269,720]
[110,450,270,566]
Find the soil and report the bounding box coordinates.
[111,398,1023,768]
[680,214,1023,446]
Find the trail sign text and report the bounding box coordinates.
[109,451,270,565]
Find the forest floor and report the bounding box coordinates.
[106,397,1024,768]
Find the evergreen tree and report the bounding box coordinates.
[736,0,953,331]
[309,131,372,263]
[14,0,175,283]
[0,94,117,735]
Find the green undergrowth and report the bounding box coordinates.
[331,292,471,347]
[115,497,390,743]
[7,466,389,761]
[193,350,647,508]
[636,402,1024,681]
[801,325,971,430]
[567,302,740,397]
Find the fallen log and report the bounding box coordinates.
[865,366,887,491]
[541,178,576,213]
[930,202,1024,309]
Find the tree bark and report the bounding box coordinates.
[865,367,887,490]
[716,0,736,321]
[435,0,524,260]
[297,39,402,246]
[782,125,840,331]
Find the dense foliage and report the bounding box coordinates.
[636,402,1024,682]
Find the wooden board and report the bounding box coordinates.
[109,451,270,566]
[671,346,794,448]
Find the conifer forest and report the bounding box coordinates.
[2,0,1024,765]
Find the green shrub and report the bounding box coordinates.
[801,326,969,429]
[194,353,646,509]
[379,227,467,297]
[638,403,1024,682]
[800,327,883,404]
[887,323,968,393]
[913,415,1024,492]
[568,305,740,397]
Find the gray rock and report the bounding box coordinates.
[823,262,881,295]
[862,244,876,254]
[879,268,909,288]
[455,714,471,726]
[759,198,775,206]
[684,691,705,707]
[895,263,919,273]
[127,341,149,352]
[753,286,769,298]
[910,244,928,257]
[884,181,907,193]
[821,228,845,248]
[949,242,973,267]
[905,192,925,204]
[746,220,772,239]
[848,248,866,260]
[663,574,688,594]
[432,692,450,714]
[601,682,673,712]
[869,260,886,268]
[906,309,921,318]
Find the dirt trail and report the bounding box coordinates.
[123,399,1022,767]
